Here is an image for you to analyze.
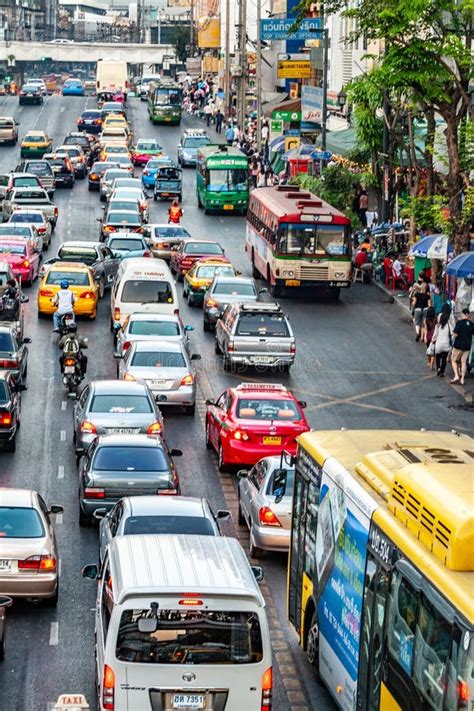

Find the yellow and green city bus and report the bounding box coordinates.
[196,145,249,215]
[147,80,182,125]
[288,429,474,711]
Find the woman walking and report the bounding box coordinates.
[424,306,437,371]
[412,283,431,341]
[433,308,453,377]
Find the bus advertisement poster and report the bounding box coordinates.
[315,460,376,711]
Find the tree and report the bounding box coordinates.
[169,26,190,64]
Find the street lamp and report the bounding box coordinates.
[337,89,346,109]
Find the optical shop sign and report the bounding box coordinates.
[260,17,322,40]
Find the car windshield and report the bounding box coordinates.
[278,223,348,257]
[60,148,80,157]
[109,238,144,251]
[25,162,52,176]
[131,350,186,368]
[105,146,128,154]
[129,320,179,336]
[10,213,42,224]
[116,610,263,665]
[64,137,86,146]
[0,120,14,128]
[112,191,142,202]
[0,225,30,237]
[121,280,173,304]
[13,178,37,187]
[0,243,26,255]
[46,270,90,286]
[14,190,45,200]
[184,137,210,148]
[195,265,233,279]
[0,332,14,350]
[58,246,97,265]
[93,446,168,472]
[137,141,159,150]
[236,314,289,337]
[184,242,223,255]
[0,507,45,538]
[207,169,248,193]
[89,394,152,414]
[153,226,189,239]
[236,398,300,421]
[123,515,215,536]
[24,135,45,143]
[109,157,131,166]
[48,158,68,168]
[213,282,256,297]
[108,212,141,225]
[0,381,7,402]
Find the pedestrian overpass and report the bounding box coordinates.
[0,40,174,65]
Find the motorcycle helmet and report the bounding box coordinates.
[60,279,69,289]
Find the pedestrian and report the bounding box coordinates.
[203,102,212,127]
[225,124,235,145]
[250,159,259,189]
[412,283,431,341]
[215,109,223,134]
[358,189,369,227]
[450,308,473,384]
[424,306,437,371]
[433,308,453,377]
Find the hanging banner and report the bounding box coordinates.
[301,84,323,124]
[198,18,221,48]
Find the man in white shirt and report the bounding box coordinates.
[392,257,402,277]
[52,280,76,332]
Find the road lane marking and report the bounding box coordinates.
[49,621,59,646]
[58,465,64,479]
[61,400,67,411]
[58,559,62,576]
[55,513,63,525]
[60,430,66,441]
[60,106,65,112]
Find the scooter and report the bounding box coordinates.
[0,596,13,661]
[62,353,83,396]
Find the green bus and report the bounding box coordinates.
[147,80,182,125]
[196,145,249,214]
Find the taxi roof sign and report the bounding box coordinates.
[54,694,89,710]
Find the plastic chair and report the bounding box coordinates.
[353,268,364,284]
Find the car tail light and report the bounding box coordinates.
[0,412,12,426]
[290,343,296,354]
[20,91,25,96]
[104,225,115,233]
[179,598,203,606]
[157,487,178,496]
[94,119,102,125]
[122,341,131,351]
[114,307,121,322]
[22,260,30,268]
[79,290,95,299]
[18,555,57,572]
[123,373,135,381]
[102,665,115,710]
[233,429,249,441]
[147,422,162,435]
[457,679,469,706]
[64,357,76,367]
[261,667,272,711]
[40,288,54,297]
[77,119,83,125]
[80,420,97,434]
[0,359,18,369]
[90,174,98,180]
[54,207,58,217]
[206,298,218,307]
[259,507,282,527]
[180,374,194,387]
[227,343,234,352]
[156,242,165,249]
[143,251,151,257]
[84,487,105,499]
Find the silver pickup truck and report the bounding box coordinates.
[2,187,58,228]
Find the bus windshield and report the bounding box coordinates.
[278,223,348,257]
[154,88,180,105]
[207,169,248,193]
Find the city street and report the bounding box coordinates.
[0,93,472,711]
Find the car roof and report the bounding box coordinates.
[127,495,207,517]
[0,238,26,244]
[57,144,83,151]
[131,339,184,352]
[94,434,164,448]
[0,488,36,507]
[0,324,15,333]
[59,240,100,249]
[90,379,150,394]
[213,275,254,284]
[9,172,37,179]
[128,312,180,322]
[231,383,293,399]
[183,239,221,246]
[24,131,47,137]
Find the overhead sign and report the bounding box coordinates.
[277,60,311,78]
[301,85,323,124]
[198,17,221,48]
[260,17,322,40]
[272,109,301,122]
[285,136,301,151]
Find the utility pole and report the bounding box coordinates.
[255,0,262,151]
[237,0,247,131]
[189,0,195,57]
[224,0,231,119]
[320,28,328,152]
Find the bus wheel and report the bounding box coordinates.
[307,612,322,681]
[251,252,260,279]
[270,281,281,298]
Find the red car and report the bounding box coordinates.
[170,239,226,282]
[0,238,41,286]
[205,383,310,471]
[130,139,162,166]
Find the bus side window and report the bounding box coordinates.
[386,569,418,675]
[413,595,452,710]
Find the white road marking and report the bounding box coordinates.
[58,465,64,479]
[56,513,63,525]
[58,559,62,576]
[49,621,59,646]
[60,106,65,112]
[60,430,66,441]
[61,400,67,411]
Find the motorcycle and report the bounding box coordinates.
[0,596,13,661]
[57,312,76,338]
[61,337,88,397]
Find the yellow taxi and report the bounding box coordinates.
[99,142,130,161]
[102,114,129,130]
[37,262,99,319]
[182,257,236,307]
[20,130,53,158]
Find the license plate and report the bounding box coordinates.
[64,365,75,374]
[285,279,300,287]
[108,428,137,434]
[0,559,12,572]
[223,204,234,210]
[149,380,169,388]
[172,695,205,709]
[253,356,272,364]
[161,192,169,197]
[263,436,281,445]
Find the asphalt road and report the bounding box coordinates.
[0,93,471,711]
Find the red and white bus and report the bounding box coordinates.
[246,185,352,298]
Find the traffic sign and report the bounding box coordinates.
[260,17,322,41]
[272,110,301,122]
[285,136,301,151]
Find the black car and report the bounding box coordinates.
[63,133,98,166]
[77,109,102,135]
[0,325,29,385]
[88,161,109,191]
[18,84,43,106]
[43,153,75,188]
[0,371,26,452]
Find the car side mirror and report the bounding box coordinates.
[190,353,201,360]
[251,566,264,583]
[216,510,231,520]
[93,508,107,520]
[81,563,99,580]
[49,504,64,514]
[205,398,215,406]
[96,217,102,222]
[170,448,183,457]
[298,400,307,409]
[184,325,194,332]
[23,336,31,343]
[237,469,249,479]
[15,382,27,392]
[235,270,241,276]
[0,596,12,608]
[259,288,267,294]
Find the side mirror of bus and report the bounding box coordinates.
[251,566,264,583]
[81,563,99,580]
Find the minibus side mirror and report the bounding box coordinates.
[237,469,249,479]
[170,448,182,457]
[205,398,215,406]
[298,401,307,409]
[49,504,64,514]
[184,325,194,332]
[93,508,107,520]
[251,566,264,583]
[82,563,99,580]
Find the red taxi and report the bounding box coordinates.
[205,383,309,471]
[0,239,41,285]
[170,240,226,281]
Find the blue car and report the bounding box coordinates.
[105,233,150,260]
[142,157,175,188]
[62,79,85,96]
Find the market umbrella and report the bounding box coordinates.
[409,234,452,260]
[445,252,474,279]
[269,136,286,153]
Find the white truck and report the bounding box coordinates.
[96,60,129,99]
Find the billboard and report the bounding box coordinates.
[198,18,221,48]
[260,16,322,40]
[301,84,323,124]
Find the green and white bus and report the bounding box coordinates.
[147,80,182,125]
[196,145,249,214]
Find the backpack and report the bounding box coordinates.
[63,336,79,354]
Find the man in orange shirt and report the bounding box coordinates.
[168,200,183,224]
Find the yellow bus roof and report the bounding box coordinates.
[298,430,474,622]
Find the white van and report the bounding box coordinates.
[111,257,178,328]
[82,534,272,711]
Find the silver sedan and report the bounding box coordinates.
[94,495,230,561]
[116,339,200,415]
[203,275,260,331]
[115,312,193,354]
[237,454,295,558]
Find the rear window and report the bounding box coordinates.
[89,394,152,414]
[123,515,215,536]
[214,282,256,297]
[236,398,300,421]
[129,319,179,337]
[105,171,129,182]
[113,180,141,190]
[153,226,189,239]
[184,136,211,148]
[60,148,80,157]
[0,507,45,538]
[46,270,90,286]
[10,213,42,224]
[108,201,139,213]
[109,238,145,251]
[0,243,26,255]
[13,177,38,187]
[14,190,45,200]
[82,111,101,119]
[137,141,160,150]
[90,163,109,174]
[116,610,263,665]
[131,350,186,368]
[24,135,44,143]
[0,225,30,237]
[108,212,140,225]
[92,446,168,472]
[0,119,14,128]
[57,246,97,265]
[0,332,14,351]
[121,280,173,304]
[0,381,7,402]
[185,242,223,255]
[236,314,289,337]
[48,158,69,168]
[25,162,52,176]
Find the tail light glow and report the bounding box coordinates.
[0,413,13,426]
[178,598,203,606]
[18,555,57,572]
[102,664,115,710]
[147,422,162,435]
[0,359,18,369]
[233,429,249,441]
[78,291,95,299]
[259,507,282,527]
[80,420,97,434]
[113,307,121,322]
[84,487,105,499]
[40,288,54,297]
[122,341,131,351]
[261,667,272,711]
[180,374,194,387]
[64,357,76,367]
[22,260,30,268]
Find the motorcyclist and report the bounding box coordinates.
[52,280,76,332]
[168,199,183,224]
[3,279,18,300]
[58,323,88,376]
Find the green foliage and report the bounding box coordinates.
[169,26,190,64]
[461,185,474,228]
[295,165,364,228]
[399,195,449,233]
